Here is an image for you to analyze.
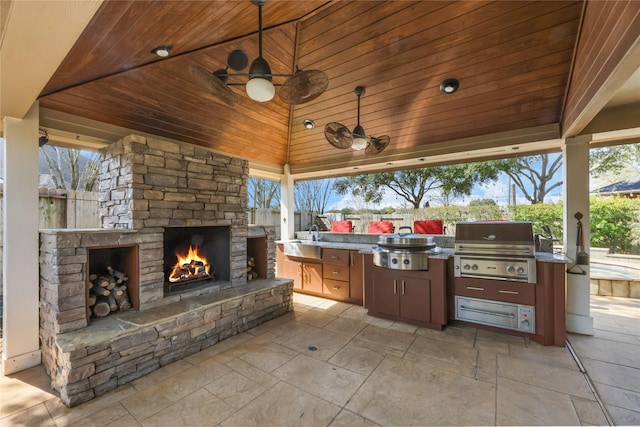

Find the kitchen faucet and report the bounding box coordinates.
[309,224,320,241]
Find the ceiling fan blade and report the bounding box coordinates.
[365,135,390,155]
[324,122,353,149]
[188,64,239,107]
[279,69,329,105]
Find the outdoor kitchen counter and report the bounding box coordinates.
[278,241,570,262]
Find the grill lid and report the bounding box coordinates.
[377,226,436,249]
[455,221,534,244]
[454,221,535,257]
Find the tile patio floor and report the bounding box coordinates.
[1,294,637,426]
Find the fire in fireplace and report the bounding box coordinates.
[168,245,212,283]
[164,226,231,294]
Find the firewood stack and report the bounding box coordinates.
[87,265,132,318]
[246,256,259,281]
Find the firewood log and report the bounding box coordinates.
[92,300,110,317]
[88,294,97,306]
[89,273,98,282]
[90,284,111,297]
[112,284,132,311]
[97,277,111,288]
[107,266,128,281]
[108,294,118,311]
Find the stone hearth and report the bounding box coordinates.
[39,135,289,406]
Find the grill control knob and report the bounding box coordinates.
[403,259,410,265]
[516,266,525,274]
[521,319,530,327]
[391,258,398,264]
[471,264,478,271]
[507,266,516,274]
[463,264,471,270]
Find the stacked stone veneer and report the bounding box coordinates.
[39,134,286,407]
[98,134,252,308]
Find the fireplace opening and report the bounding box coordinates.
[247,236,267,280]
[164,226,230,294]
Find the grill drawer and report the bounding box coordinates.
[454,277,534,305]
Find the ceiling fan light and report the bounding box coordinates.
[247,57,275,102]
[352,124,368,150]
[247,77,275,102]
[352,137,368,150]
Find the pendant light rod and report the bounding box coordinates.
[355,86,365,126]
[256,0,264,59]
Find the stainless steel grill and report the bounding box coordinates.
[453,221,536,283]
[372,227,441,270]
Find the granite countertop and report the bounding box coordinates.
[278,236,571,263]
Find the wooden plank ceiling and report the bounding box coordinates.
[39,0,583,174]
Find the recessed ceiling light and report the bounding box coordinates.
[151,45,172,57]
[353,167,359,170]
[440,78,459,94]
[387,162,393,166]
[303,119,315,129]
[419,158,425,162]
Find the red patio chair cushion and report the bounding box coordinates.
[414,220,444,234]
[331,220,353,233]
[368,221,394,234]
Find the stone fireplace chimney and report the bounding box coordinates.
[97,135,250,309]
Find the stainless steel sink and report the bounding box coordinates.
[283,240,322,259]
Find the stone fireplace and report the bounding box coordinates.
[39,135,291,406]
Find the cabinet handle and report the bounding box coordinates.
[466,286,485,291]
[331,255,338,259]
[402,280,405,295]
[333,286,340,290]
[498,290,519,295]
[393,279,397,294]
[350,252,354,266]
[332,270,340,274]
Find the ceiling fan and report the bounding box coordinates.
[189,0,328,107]
[324,86,391,156]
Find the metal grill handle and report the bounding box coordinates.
[459,305,515,319]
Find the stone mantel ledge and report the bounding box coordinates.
[39,228,138,234]
[55,278,291,353]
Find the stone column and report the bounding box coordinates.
[2,102,41,374]
[563,135,594,335]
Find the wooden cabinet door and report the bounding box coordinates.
[372,268,400,317]
[280,258,302,289]
[349,250,364,304]
[303,262,323,294]
[399,277,431,323]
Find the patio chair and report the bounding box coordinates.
[414,220,445,235]
[368,221,394,234]
[331,220,354,233]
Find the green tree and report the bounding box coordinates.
[333,162,501,209]
[498,154,562,204]
[40,146,101,191]
[590,144,640,181]
[469,198,497,206]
